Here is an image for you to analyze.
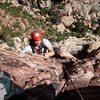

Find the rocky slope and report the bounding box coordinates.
[0,46,100,99]
[0,0,100,100]
[0,0,100,49]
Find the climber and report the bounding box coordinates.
[22,30,76,60]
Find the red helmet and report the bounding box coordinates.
[31,31,43,41]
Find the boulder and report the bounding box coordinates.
[0,50,65,96]
[0,47,100,100]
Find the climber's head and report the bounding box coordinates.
[31,31,43,46]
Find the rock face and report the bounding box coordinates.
[0,47,100,100]
[0,50,65,96]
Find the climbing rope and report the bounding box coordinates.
[63,65,85,100]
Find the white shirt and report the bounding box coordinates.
[22,39,52,54]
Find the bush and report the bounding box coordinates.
[93,26,100,35]
[44,27,71,42]
[97,18,100,25]
[48,10,61,25]
[44,27,63,42]
[69,21,88,37]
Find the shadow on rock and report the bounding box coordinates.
[55,86,100,100]
[8,83,56,100]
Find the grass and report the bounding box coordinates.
[0,2,91,45]
[0,3,22,17]
[1,26,21,46]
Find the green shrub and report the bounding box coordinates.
[44,27,59,42]
[40,8,50,15]
[44,26,69,42]
[50,13,61,25]
[39,7,61,25]
[93,26,100,35]
[97,18,100,25]
[43,22,86,42]
[48,9,61,25]
[69,21,88,37]
[63,30,85,38]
